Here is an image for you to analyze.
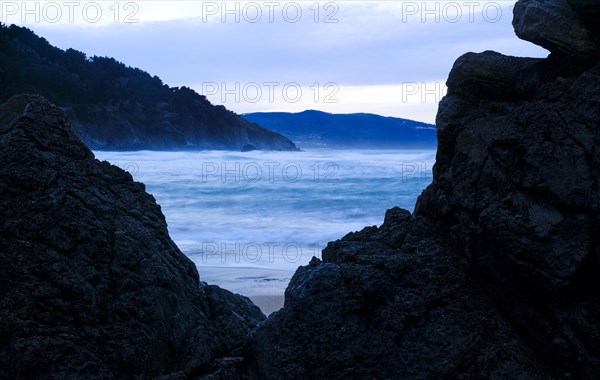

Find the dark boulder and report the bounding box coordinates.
[513,0,600,64]
[419,50,600,379]
[567,0,600,33]
[247,0,600,378]
[444,50,543,101]
[0,94,265,379]
[248,217,547,379]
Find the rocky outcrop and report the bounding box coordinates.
[0,94,265,379]
[248,0,600,378]
[568,0,600,33]
[513,0,600,64]
[248,213,547,378]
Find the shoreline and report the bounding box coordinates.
[249,295,285,316]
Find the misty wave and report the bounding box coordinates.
[95,149,435,296]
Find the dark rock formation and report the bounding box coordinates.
[248,1,600,378]
[568,0,600,33]
[0,25,298,151]
[248,216,547,378]
[513,0,600,64]
[0,94,265,379]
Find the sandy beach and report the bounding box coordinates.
[249,295,285,316]
[195,265,290,316]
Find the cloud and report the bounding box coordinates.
[197,82,448,124]
[13,1,547,122]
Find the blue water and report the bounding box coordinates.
[95,149,435,296]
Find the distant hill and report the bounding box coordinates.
[242,110,437,149]
[0,24,297,151]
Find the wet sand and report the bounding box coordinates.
[249,295,285,316]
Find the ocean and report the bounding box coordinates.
[95,149,436,300]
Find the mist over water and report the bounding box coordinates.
[95,149,436,296]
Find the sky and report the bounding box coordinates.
[1,0,548,123]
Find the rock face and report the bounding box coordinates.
[248,1,600,378]
[513,0,600,64]
[248,214,547,378]
[0,94,265,379]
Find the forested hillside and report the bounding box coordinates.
[0,24,297,151]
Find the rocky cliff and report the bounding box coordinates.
[248,0,600,378]
[0,25,298,151]
[0,94,265,379]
